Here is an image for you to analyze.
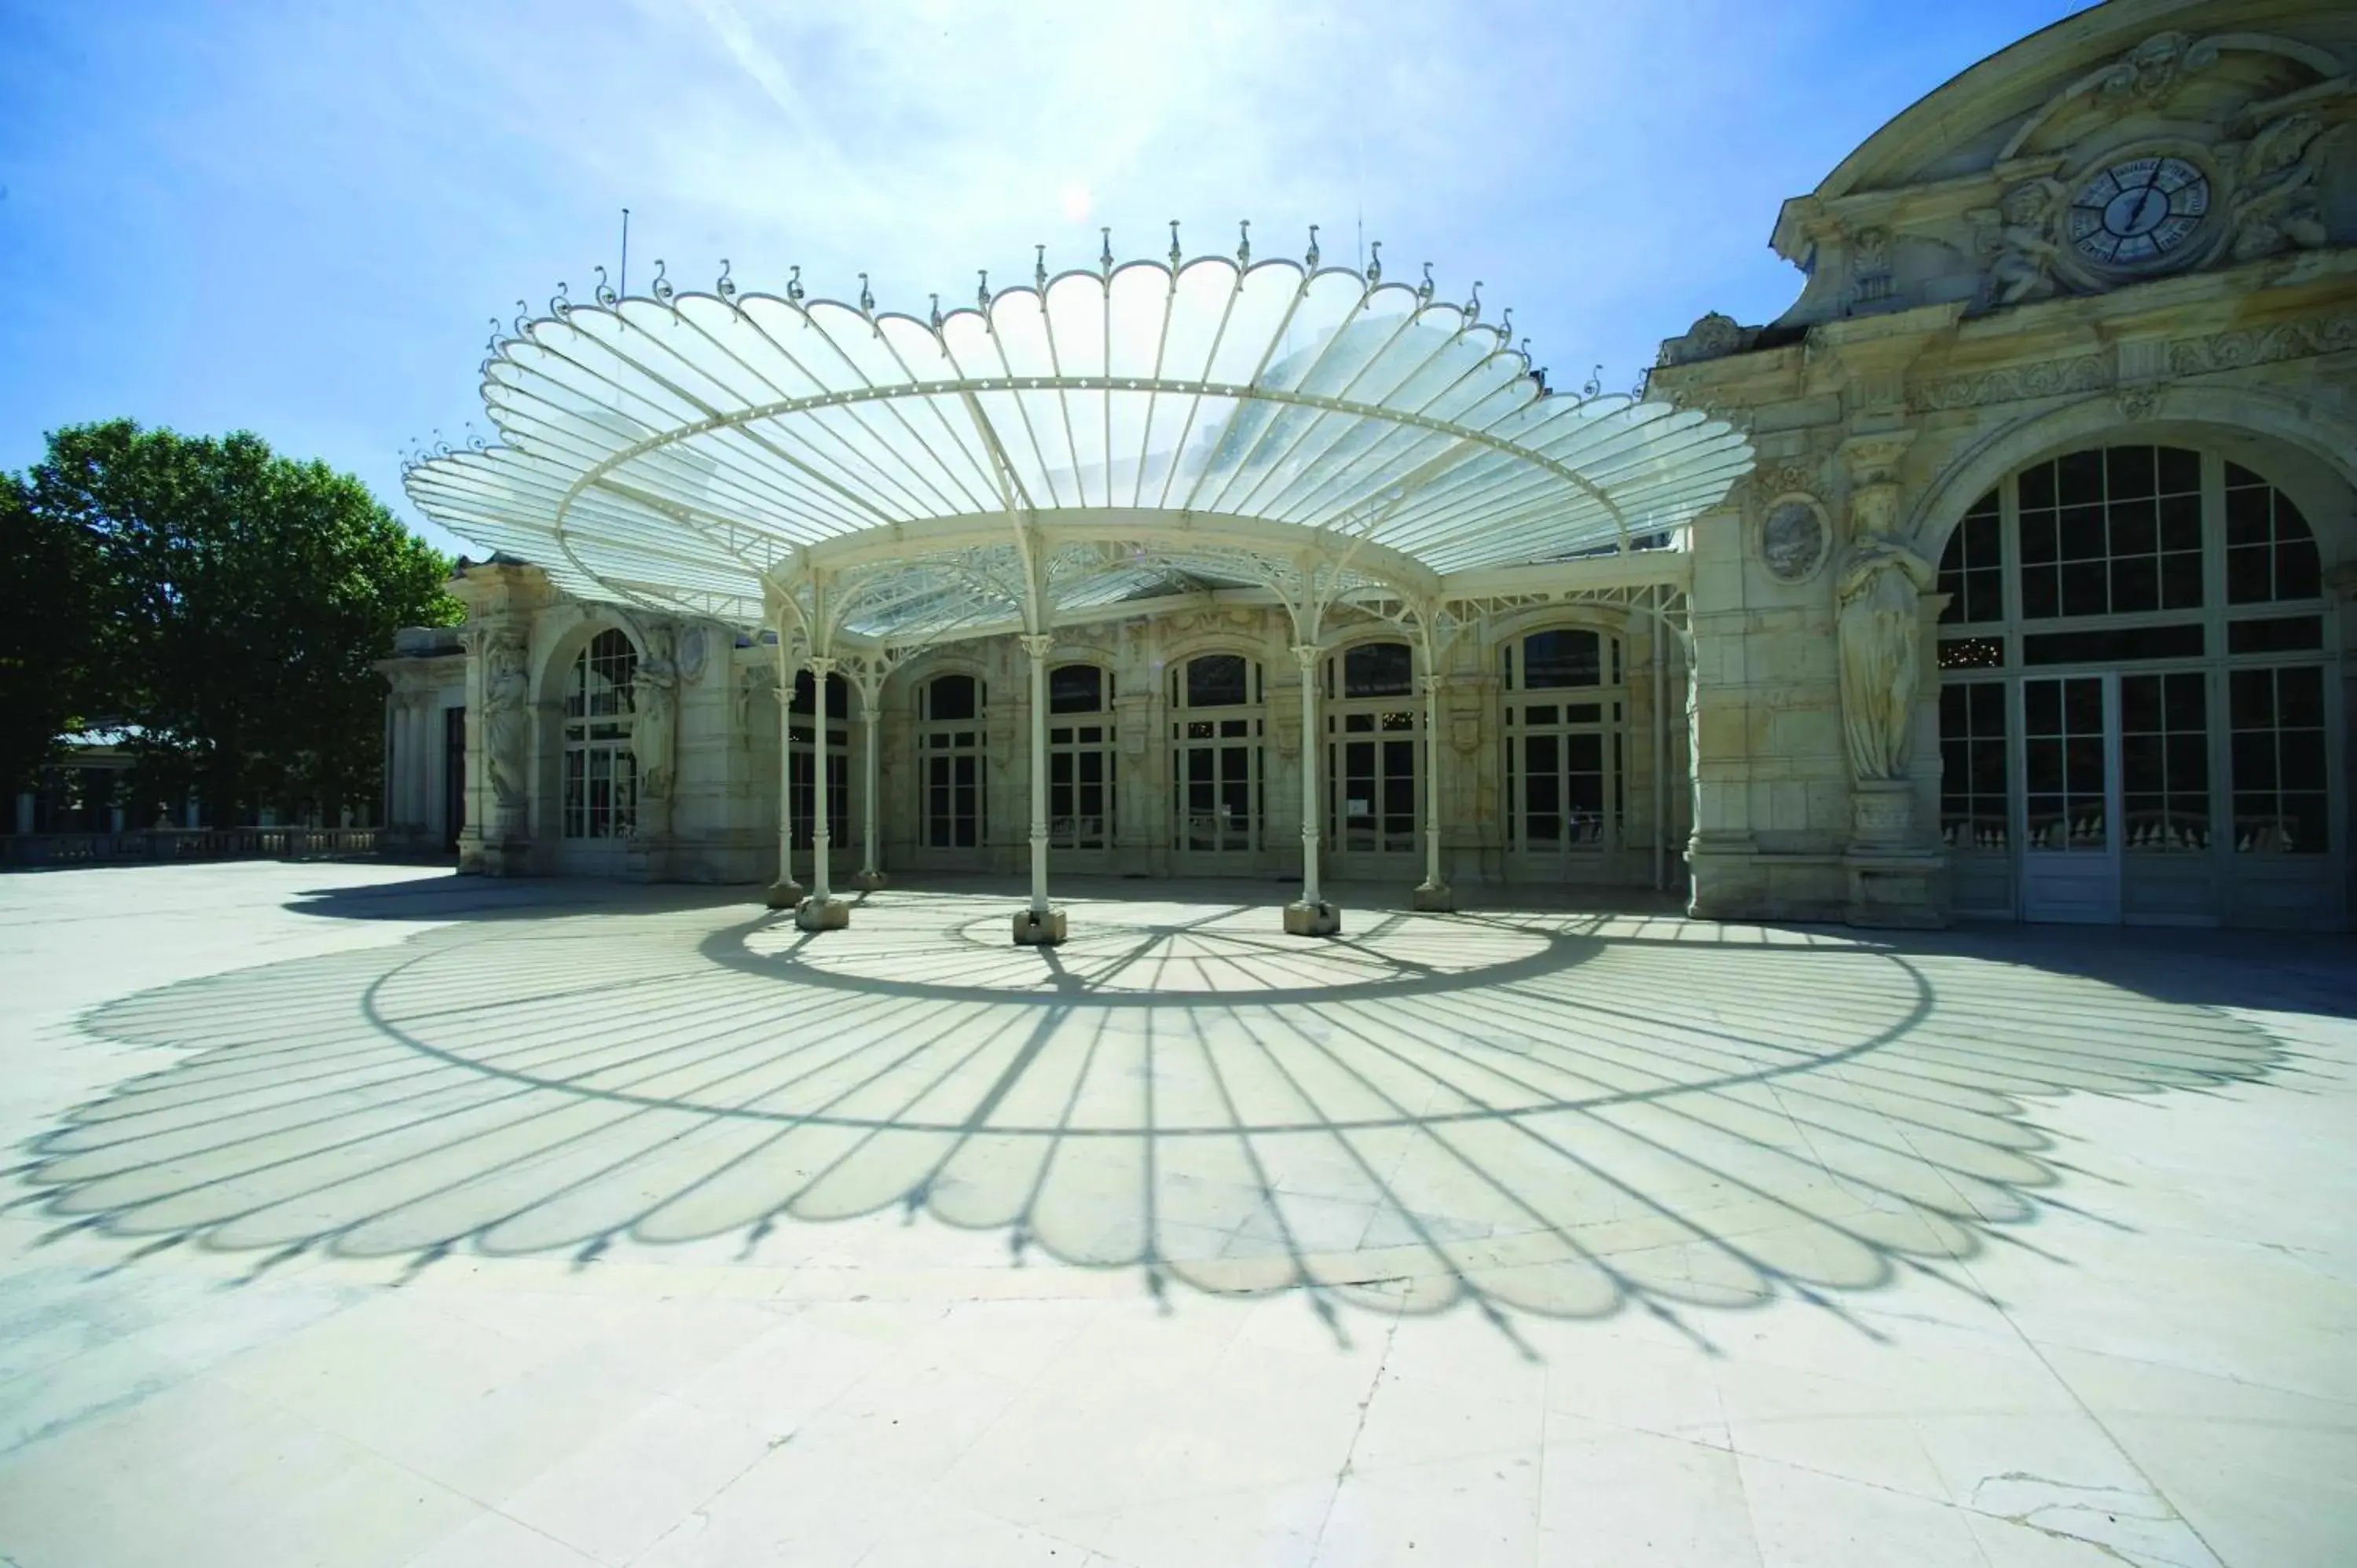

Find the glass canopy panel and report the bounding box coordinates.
[408,247,1754,636]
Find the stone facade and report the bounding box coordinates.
[387,577,1690,901]
[1651,0,2356,929]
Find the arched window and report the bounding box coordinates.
[916,672,984,852]
[1325,640,1417,859]
[563,629,636,839]
[1501,628,1625,860]
[787,668,851,850]
[1048,662,1114,852]
[1170,653,1263,858]
[1934,445,2337,925]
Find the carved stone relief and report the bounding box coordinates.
[1758,497,1831,586]
[1656,311,1758,368]
[482,631,530,810]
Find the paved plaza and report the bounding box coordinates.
[0,863,2352,1566]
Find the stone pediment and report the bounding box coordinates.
[1761,1,2355,332]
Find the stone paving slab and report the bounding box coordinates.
[0,863,2352,1565]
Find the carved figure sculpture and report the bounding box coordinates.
[1835,491,1936,782]
[483,634,530,807]
[632,623,680,800]
[1980,179,2067,306]
[2231,114,2342,262]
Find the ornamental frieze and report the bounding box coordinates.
[1907,354,2107,413]
[2167,313,2357,376]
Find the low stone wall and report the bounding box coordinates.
[2,828,387,869]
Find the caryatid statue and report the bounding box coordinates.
[631,623,680,800]
[1835,484,1936,782]
[482,632,531,808]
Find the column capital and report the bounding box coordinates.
[805,654,838,676]
[1419,672,1447,694]
[1017,632,1055,661]
[1289,643,1320,669]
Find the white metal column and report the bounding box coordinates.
[808,656,835,902]
[1021,634,1052,914]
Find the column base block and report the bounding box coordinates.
[1411,882,1456,913]
[1012,907,1067,946]
[794,896,851,932]
[764,879,806,910]
[1284,899,1343,936]
[1843,851,1947,929]
[853,869,888,891]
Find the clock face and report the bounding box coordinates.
[2069,156,2210,268]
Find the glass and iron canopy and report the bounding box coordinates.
[406,235,1755,642]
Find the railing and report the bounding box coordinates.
[2,827,386,868]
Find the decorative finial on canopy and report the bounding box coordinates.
[1583,365,1604,398]
[552,281,573,320]
[651,260,673,303]
[929,293,943,331]
[786,264,804,302]
[484,319,502,364]
[1519,335,1532,365]
[1498,306,1512,340]
[977,269,991,310]
[716,260,735,301]
[1305,225,1320,269]
[1365,240,1382,285]
[1099,228,1113,276]
[1236,219,1251,266]
[1416,262,1435,306]
[593,266,616,307]
[513,300,532,336]
[858,273,874,315]
[1034,245,1047,291]
[1168,220,1182,269]
[1464,281,1483,324]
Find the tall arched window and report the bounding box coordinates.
[1325,640,1417,862]
[1501,628,1625,866]
[1048,662,1115,852]
[563,630,637,839]
[1170,653,1263,859]
[788,668,851,851]
[917,672,985,852]
[1935,444,2338,926]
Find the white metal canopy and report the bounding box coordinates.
[405,234,1754,642]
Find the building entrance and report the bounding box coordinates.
[1170,654,1263,872]
[1938,445,2342,929]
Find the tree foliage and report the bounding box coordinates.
[0,468,103,794]
[7,420,460,823]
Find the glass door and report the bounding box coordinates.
[1174,724,1259,858]
[1168,654,1263,872]
[2018,673,2120,922]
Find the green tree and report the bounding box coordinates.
[0,468,103,797]
[16,421,460,826]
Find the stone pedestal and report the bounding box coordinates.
[1684,832,1761,921]
[854,869,888,891]
[1284,899,1342,936]
[1412,882,1456,913]
[1012,907,1067,946]
[1843,780,1946,928]
[794,896,850,932]
[474,834,532,877]
[764,879,805,910]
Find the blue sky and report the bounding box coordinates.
[0,0,2087,557]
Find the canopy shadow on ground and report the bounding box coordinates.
[9,883,2322,1347]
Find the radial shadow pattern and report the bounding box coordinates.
[18,889,2286,1328]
